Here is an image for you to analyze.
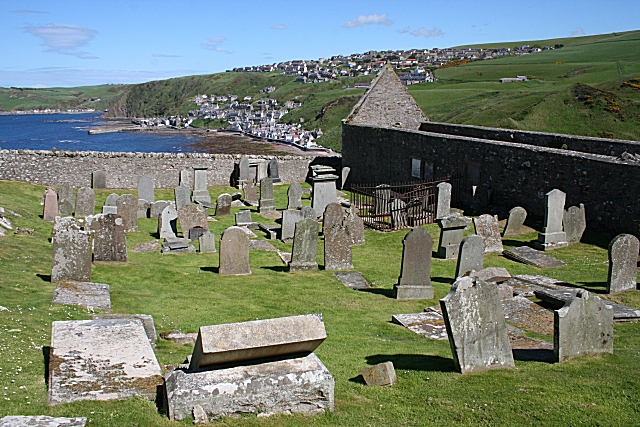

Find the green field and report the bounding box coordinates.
[0,85,127,113]
[0,180,638,426]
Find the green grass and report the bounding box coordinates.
[0,85,127,113]
[0,180,639,426]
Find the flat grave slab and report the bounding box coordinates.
[501,296,554,335]
[92,313,157,346]
[391,312,448,340]
[334,272,371,290]
[534,289,640,321]
[238,226,258,239]
[503,246,567,268]
[249,240,278,252]
[132,240,159,253]
[0,416,86,427]
[52,281,111,311]
[49,319,163,404]
[503,274,573,297]
[259,211,282,220]
[278,251,292,264]
[259,223,280,239]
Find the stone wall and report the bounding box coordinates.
[0,150,339,189]
[342,123,640,237]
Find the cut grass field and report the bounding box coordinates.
[0,180,639,426]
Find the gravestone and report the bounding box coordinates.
[74,187,95,218]
[174,185,191,211]
[238,156,250,183]
[473,214,504,253]
[435,182,452,219]
[215,193,232,216]
[179,169,192,188]
[137,199,151,219]
[199,231,217,253]
[361,362,396,387]
[440,276,515,374]
[43,188,59,221]
[92,313,157,347]
[0,416,87,426]
[91,170,106,189]
[158,205,179,239]
[374,184,391,216]
[502,246,567,268]
[344,206,365,246]
[302,206,316,219]
[52,281,111,311]
[289,218,319,272]
[58,183,75,216]
[334,272,371,290]
[116,194,138,232]
[607,234,639,293]
[51,220,92,282]
[390,199,407,229]
[324,223,353,271]
[312,174,338,218]
[102,206,117,214]
[395,227,434,300]
[235,210,257,228]
[437,214,472,259]
[243,180,259,206]
[503,206,527,237]
[281,209,305,242]
[192,167,211,204]
[137,176,155,203]
[178,204,209,239]
[189,226,207,242]
[323,203,343,231]
[150,200,170,218]
[259,177,276,214]
[455,234,485,278]
[563,204,586,244]
[104,193,120,206]
[268,158,281,184]
[287,182,303,209]
[341,166,350,190]
[554,290,614,362]
[219,226,251,275]
[92,214,127,262]
[535,188,568,250]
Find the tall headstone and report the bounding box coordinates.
[440,276,515,374]
[455,234,485,278]
[287,183,303,210]
[535,188,568,250]
[180,169,192,188]
[159,205,178,239]
[92,170,106,189]
[289,218,319,272]
[178,204,209,239]
[216,193,232,216]
[192,167,211,204]
[104,193,120,207]
[503,206,527,237]
[554,290,614,362]
[137,176,155,203]
[437,214,472,259]
[374,184,391,216]
[281,209,305,242]
[435,182,452,219]
[344,206,365,246]
[312,174,338,218]
[116,194,138,233]
[607,234,639,293]
[199,231,217,253]
[92,214,127,262]
[268,158,281,184]
[43,188,59,222]
[219,226,251,276]
[323,203,343,231]
[74,187,95,218]
[243,180,259,206]
[238,156,250,183]
[324,223,353,271]
[259,177,276,214]
[51,220,93,282]
[395,227,434,300]
[58,183,75,217]
[174,185,191,211]
[563,204,586,244]
[473,214,504,253]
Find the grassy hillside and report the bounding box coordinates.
[0,85,127,113]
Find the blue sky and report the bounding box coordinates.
[1,0,637,87]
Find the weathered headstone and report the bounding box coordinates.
[92,214,127,262]
[455,234,485,278]
[74,187,95,218]
[268,158,281,184]
[341,166,350,190]
[302,206,316,219]
[390,199,407,229]
[238,156,250,183]
[43,188,59,221]
[52,281,111,311]
[554,290,614,362]
[395,227,434,300]
[179,169,192,188]
[287,182,303,209]
[150,200,170,218]
[104,193,120,206]
[174,185,191,211]
[259,177,276,214]
[361,362,396,387]
[473,214,504,253]
[374,184,391,216]
[219,226,251,275]
[440,276,515,374]
[58,183,75,217]
[199,231,217,253]
[312,174,338,218]
[323,203,343,231]
[91,170,106,189]
[344,206,365,246]
[535,188,568,250]
[178,204,209,239]
[289,218,319,272]
[137,175,155,203]
[437,213,472,259]
[563,204,586,244]
[281,209,305,242]
[137,199,151,219]
[235,210,257,228]
[51,220,92,282]
[243,180,259,206]
[215,193,232,216]
[192,166,211,204]
[116,194,138,233]
[0,416,87,426]
[189,226,207,242]
[435,182,452,219]
[158,205,178,239]
[607,234,639,293]
[503,206,527,237]
[324,223,353,271]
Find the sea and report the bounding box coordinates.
[0,113,198,153]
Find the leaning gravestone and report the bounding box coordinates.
[281,209,305,242]
[0,416,87,426]
[192,167,211,204]
[199,231,217,253]
[116,194,138,232]
[92,214,127,262]
[287,182,303,209]
[437,213,472,259]
[92,170,106,189]
[563,204,586,244]
[43,188,59,221]
[289,218,319,272]
[104,193,120,207]
[137,175,155,203]
[455,234,485,278]
[607,234,639,293]
[74,187,95,218]
[474,214,503,253]
[440,276,515,374]
[554,290,614,362]
[174,185,191,211]
[219,226,251,275]
[344,206,365,246]
[268,158,281,184]
[435,182,452,219]
[51,219,92,282]
[535,188,568,250]
[215,193,232,216]
[158,205,179,239]
[395,227,434,300]
[58,183,75,217]
[503,206,527,237]
[259,177,276,214]
[324,223,353,271]
[178,204,209,239]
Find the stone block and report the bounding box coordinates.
[361,361,396,387]
[0,416,86,427]
[92,313,157,346]
[52,281,111,311]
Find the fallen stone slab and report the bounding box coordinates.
[334,272,371,290]
[471,267,511,283]
[501,296,554,335]
[534,289,640,321]
[0,416,86,427]
[361,361,396,387]
[49,319,163,404]
[92,314,157,346]
[52,281,111,311]
[391,312,448,340]
[166,353,334,420]
[259,223,280,239]
[249,240,278,251]
[189,314,327,370]
[503,246,567,268]
[14,227,34,236]
[132,240,159,253]
[502,274,573,297]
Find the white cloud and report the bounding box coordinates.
[398,26,410,34]
[152,53,180,58]
[410,27,443,38]
[271,24,287,30]
[12,9,49,14]
[343,13,393,28]
[201,36,231,53]
[24,23,98,59]
[571,27,585,36]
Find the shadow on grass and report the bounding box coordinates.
[261,266,289,273]
[432,276,455,286]
[200,266,219,274]
[348,374,366,384]
[580,231,613,250]
[512,348,555,363]
[501,239,537,248]
[364,354,456,372]
[36,273,51,282]
[577,282,609,294]
[359,288,395,298]
[42,346,50,387]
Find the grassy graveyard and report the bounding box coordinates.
[0,179,639,426]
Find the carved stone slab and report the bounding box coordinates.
[503,246,567,268]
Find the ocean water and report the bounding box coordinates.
[0,113,197,153]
